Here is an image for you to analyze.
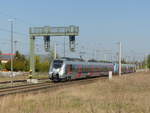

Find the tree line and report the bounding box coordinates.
[0,50,150,71]
[0,51,53,72]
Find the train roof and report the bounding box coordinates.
[54,58,136,66]
[59,57,85,61]
[54,58,113,65]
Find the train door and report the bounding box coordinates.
[67,64,73,74]
[77,64,82,78]
[90,65,94,76]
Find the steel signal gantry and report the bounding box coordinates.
[29,25,79,74]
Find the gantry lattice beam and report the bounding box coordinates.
[29,26,79,36]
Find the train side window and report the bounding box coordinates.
[73,64,77,72]
[70,65,73,72]
[83,65,85,72]
[66,64,72,73]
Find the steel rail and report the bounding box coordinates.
[0,76,107,97]
[0,78,49,84]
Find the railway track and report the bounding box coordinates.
[0,78,49,84]
[0,82,52,96]
[0,76,107,97]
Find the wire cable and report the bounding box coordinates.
[0,11,34,26]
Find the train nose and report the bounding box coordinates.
[52,73,59,81]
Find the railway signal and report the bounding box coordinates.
[29,25,79,75]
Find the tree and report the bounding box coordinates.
[35,55,50,72]
[121,58,127,64]
[35,56,41,72]
[39,61,50,72]
[5,51,29,71]
[0,50,2,70]
[147,54,150,69]
[0,50,2,64]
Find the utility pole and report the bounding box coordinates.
[118,42,122,76]
[64,37,66,57]
[14,40,18,53]
[54,43,57,59]
[8,19,14,86]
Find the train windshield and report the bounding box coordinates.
[53,60,63,69]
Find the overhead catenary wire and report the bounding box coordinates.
[0,9,42,44]
[0,11,56,56]
[0,27,28,36]
[0,11,34,26]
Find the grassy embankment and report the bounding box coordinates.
[0,72,150,113]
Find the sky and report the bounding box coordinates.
[0,0,150,61]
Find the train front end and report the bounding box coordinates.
[49,59,65,82]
